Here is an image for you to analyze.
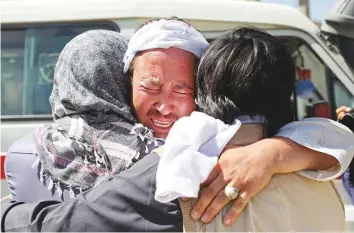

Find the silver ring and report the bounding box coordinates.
[224,185,239,200]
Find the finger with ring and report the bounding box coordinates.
[224,185,239,200]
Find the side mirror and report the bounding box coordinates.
[306,100,331,119]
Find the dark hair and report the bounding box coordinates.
[196,27,295,137]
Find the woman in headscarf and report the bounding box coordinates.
[5,30,161,201]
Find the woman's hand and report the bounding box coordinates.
[190,142,275,226]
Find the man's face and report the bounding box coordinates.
[132,48,196,138]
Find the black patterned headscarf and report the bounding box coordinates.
[34,30,161,199]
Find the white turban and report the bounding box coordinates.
[123,19,209,73]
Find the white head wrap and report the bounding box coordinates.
[123,19,209,73]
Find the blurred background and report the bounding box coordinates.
[258,0,336,25]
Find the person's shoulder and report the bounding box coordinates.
[8,131,37,154]
[122,152,161,180]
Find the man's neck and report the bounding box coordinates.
[226,124,264,147]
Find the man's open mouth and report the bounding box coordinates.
[152,120,173,128]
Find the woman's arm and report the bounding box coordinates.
[190,118,354,225]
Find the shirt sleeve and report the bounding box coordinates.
[1,153,182,232]
[275,117,354,181]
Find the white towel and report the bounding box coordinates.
[155,111,241,203]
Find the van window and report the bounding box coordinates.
[288,41,330,119]
[333,77,354,109]
[1,23,118,117]
[290,39,354,118]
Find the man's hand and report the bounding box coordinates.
[1,195,13,202]
[189,137,338,226]
[336,106,352,121]
[190,143,275,226]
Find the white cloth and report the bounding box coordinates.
[155,112,241,203]
[123,19,209,73]
[276,117,354,181]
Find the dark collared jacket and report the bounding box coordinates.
[1,137,182,232]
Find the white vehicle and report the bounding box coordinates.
[1,0,354,230]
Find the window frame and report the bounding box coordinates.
[1,21,120,121]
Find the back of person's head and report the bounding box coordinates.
[196,27,295,136]
[50,30,136,124]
